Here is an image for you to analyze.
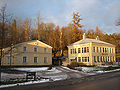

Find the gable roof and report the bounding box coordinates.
[14,40,52,48]
[68,38,115,47]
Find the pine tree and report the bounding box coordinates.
[72,11,84,42]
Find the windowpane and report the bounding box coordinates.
[103,48,104,53]
[23,57,27,63]
[82,57,84,62]
[84,47,86,53]
[78,48,80,53]
[100,56,102,62]
[70,49,72,54]
[85,57,87,62]
[12,56,14,64]
[100,47,101,52]
[34,47,37,52]
[88,57,89,62]
[82,48,83,53]
[78,57,81,62]
[34,57,37,63]
[87,47,89,52]
[108,56,109,62]
[97,47,98,52]
[44,57,48,64]
[24,47,26,51]
[44,48,46,53]
[110,48,111,53]
[94,56,96,62]
[93,47,95,52]
[97,56,99,62]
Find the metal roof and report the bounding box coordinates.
[68,38,115,47]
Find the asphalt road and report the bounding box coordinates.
[1,71,120,90]
[52,72,120,90]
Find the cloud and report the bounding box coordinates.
[62,0,120,34]
[0,0,120,34]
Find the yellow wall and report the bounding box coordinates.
[2,40,52,66]
[68,43,116,66]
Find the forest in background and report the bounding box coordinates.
[0,6,120,57]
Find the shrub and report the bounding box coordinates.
[67,62,87,70]
[70,62,79,67]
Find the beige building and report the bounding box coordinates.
[2,40,52,66]
[67,33,116,66]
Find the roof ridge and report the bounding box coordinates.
[68,38,115,47]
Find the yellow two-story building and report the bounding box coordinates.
[2,40,52,66]
[67,33,116,66]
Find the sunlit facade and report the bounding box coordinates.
[68,34,116,66]
[2,40,52,66]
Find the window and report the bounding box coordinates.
[107,48,108,52]
[8,56,9,64]
[75,48,77,54]
[24,46,26,51]
[97,56,99,62]
[106,56,107,62]
[94,56,96,62]
[70,49,72,54]
[85,57,87,62]
[97,47,98,52]
[105,48,106,53]
[108,48,109,53]
[78,57,81,62]
[23,57,27,63]
[34,57,37,63]
[108,56,109,62]
[84,47,86,53]
[93,47,95,52]
[44,57,47,64]
[103,48,104,53]
[100,56,102,62]
[87,47,89,52]
[100,47,101,52]
[78,48,80,53]
[110,48,111,53]
[12,56,14,64]
[82,57,84,62]
[110,56,112,62]
[88,57,89,62]
[82,48,83,53]
[44,48,47,53]
[75,57,77,62]
[34,47,37,52]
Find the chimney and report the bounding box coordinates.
[83,33,86,40]
[96,36,99,40]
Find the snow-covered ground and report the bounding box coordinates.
[0,67,67,88]
[76,65,120,74]
[1,65,120,89]
[14,67,48,72]
[0,79,50,88]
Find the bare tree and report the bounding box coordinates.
[0,5,12,84]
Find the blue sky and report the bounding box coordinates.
[0,0,120,34]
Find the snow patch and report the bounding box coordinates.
[14,67,48,72]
